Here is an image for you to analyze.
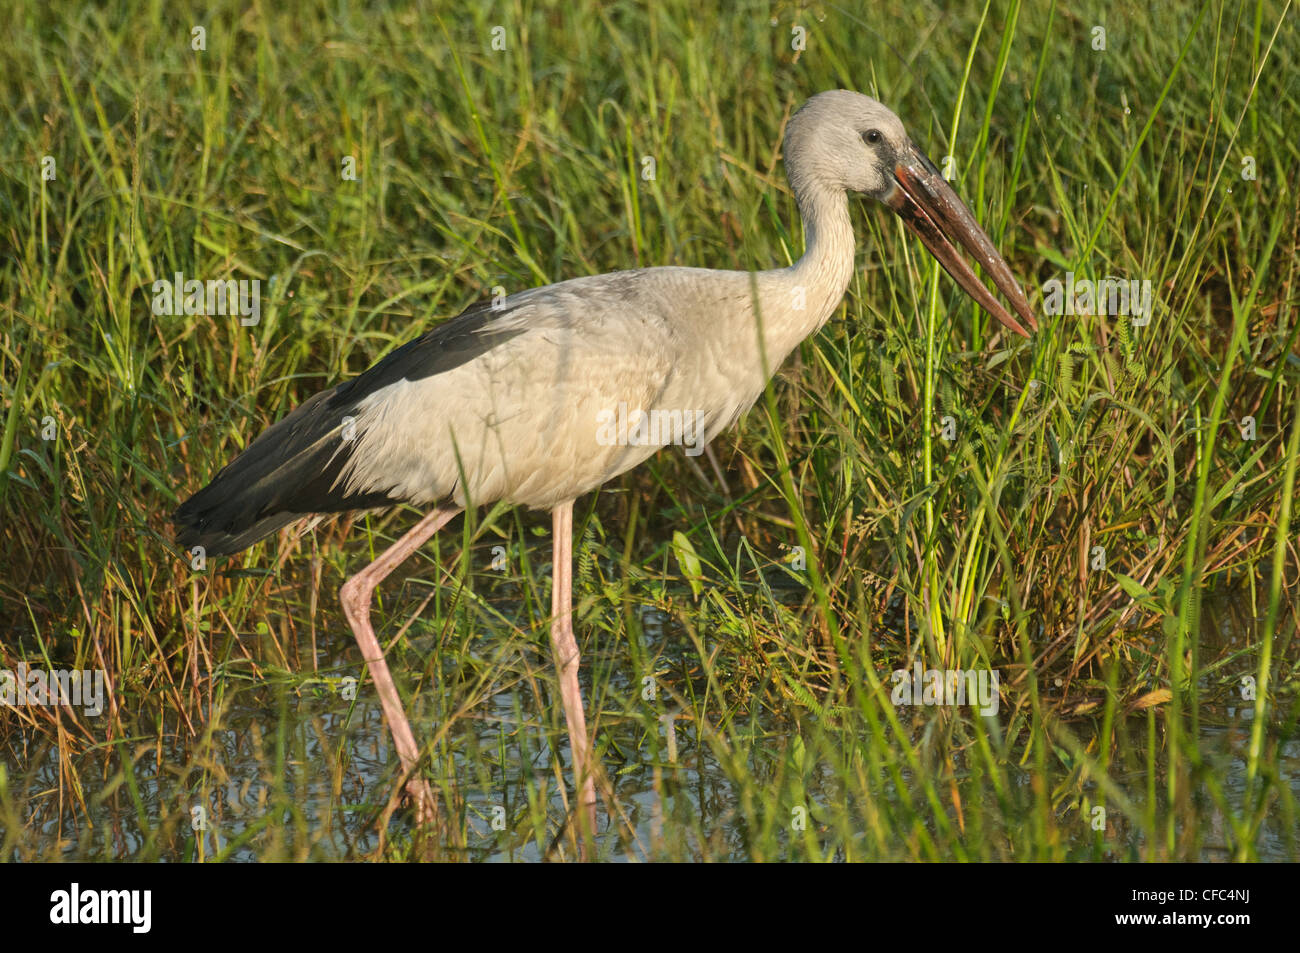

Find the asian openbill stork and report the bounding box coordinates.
[174,90,1038,858]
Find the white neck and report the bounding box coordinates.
[755,182,856,367]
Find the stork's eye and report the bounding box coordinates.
[862,129,883,145]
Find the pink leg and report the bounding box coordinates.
[550,500,598,858]
[340,506,461,824]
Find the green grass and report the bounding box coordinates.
[1,0,1297,861]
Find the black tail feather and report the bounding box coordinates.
[173,385,397,558]
[173,297,523,558]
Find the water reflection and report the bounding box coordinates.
[2,593,1295,861]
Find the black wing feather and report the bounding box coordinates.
[173,299,524,557]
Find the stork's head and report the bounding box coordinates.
[785,90,1038,338]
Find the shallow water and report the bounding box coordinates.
[2,590,1295,861]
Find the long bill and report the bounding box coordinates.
[884,143,1039,339]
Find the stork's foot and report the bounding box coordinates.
[403,776,437,826]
